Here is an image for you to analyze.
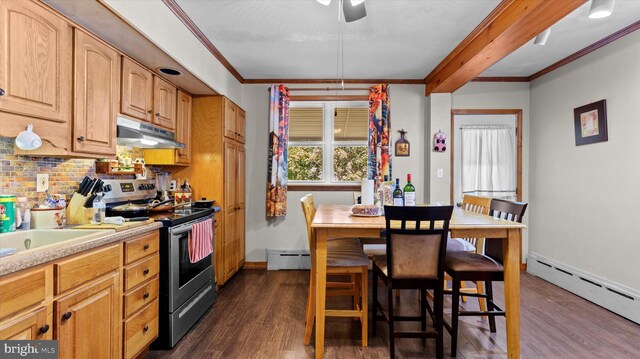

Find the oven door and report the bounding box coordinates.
[168,216,214,311]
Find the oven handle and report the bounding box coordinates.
[171,216,214,236]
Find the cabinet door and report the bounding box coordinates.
[121,57,153,122]
[223,210,237,281]
[55,273,119,359]
[73,29,119,156]
[236,146,246,268]
[223,99,236,140]
[224,142,237,213]
[0,306,51,340]
[0,0,72,123]
[236,108,246,143]
[153,76,176,130]
[175,90,192,164]
[223,141,237,280]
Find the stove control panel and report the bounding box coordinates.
[101,179,157,204]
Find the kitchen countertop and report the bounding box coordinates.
[0,221,162,276]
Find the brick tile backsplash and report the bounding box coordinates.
[0,137,160,206]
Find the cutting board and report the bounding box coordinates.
[73,219,155,232]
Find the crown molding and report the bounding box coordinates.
[243,78,424,85]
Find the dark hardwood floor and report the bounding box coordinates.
[146,270,640,359]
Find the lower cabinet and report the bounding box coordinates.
[0,306,51,340]
[55,273,120,359]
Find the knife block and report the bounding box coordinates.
[66,193,93,225]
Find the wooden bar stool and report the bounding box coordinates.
[300,195,369,347]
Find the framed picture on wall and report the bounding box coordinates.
[574,99,608,146]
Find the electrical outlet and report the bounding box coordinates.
[36,173,49,192]
[437,168,444,178]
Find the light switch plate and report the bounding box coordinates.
[437,168,444,178]
[36,173,49,192]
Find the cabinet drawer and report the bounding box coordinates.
[124,299,158,359]
[123,276,159,318]
[0,267,50,320]
[55,245,119,295]
[123,231,159,265]
[124,254,159,292]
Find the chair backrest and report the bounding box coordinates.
[460,195,492,252]
[485,198,528,263]
[300,194,316,247]
[383,205,453,280]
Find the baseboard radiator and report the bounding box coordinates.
[527,253,640,324]
[266,249,311,270]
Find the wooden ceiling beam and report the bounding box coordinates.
[425,0,587,96]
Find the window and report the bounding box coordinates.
[288,101,368,184]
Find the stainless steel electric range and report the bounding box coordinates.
[101,179,217,349]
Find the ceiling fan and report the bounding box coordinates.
[317,0,367,23]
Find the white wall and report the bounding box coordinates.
[103,0,243,103]
[529,30,640,290]
[243,84,426,262]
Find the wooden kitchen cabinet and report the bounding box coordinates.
[153,76,177,130]
[173,96,246,285]
[175,90,192,164]
[121,57,154,123]
[55,273,120,359]
[73,29,120,156]
[0,0,72,150]
[0,306,52,341]
[223,98,246,143]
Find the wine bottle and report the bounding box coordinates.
[393,178,404,206]
[404,174,416,206]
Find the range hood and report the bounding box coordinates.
[116,116,185,149]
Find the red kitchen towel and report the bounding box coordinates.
[189,218,213,263]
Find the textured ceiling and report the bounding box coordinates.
[174,0,500,79]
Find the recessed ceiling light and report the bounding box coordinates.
[158,67,182,76]
[588,0,614,19]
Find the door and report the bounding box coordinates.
[121,57,153,122]
[0,0,72,123]
[223,141,237,279]
[55,273,119,359]
[175,90,192,164]
[236,146,246,268]
[452,112,522,204]
[236,108,246,143]
[153,76,176,130]
[223,99,236,140]
[73,29,119,156]
[0,306,51,340]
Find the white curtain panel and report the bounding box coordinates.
[461,126,516,194]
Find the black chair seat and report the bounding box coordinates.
[327,248,369,267]
[445,251,503,273]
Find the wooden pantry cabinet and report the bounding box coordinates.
[0,0,72,151]
[0,229,161,359]
[174,96,245,285]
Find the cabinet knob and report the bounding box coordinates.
[77,136,85,142]
[155,113,160,117]
[143,292,150,299]
[0,88,5,96]
[38,324,50,334]
[143,268,150,275]
[143,325,149,332]
[62,312,73,320]
[148,109,153,114]
[143,243,150,250]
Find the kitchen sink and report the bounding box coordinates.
[0,229,114,253]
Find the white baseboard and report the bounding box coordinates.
[527,252,640,324]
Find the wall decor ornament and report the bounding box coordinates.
[395,129,410,157]
[574,99,608,146]
[433,130,447,152]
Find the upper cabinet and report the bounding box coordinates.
[73,29,120,156]
[0,0,72,148]
[223,98,245,144]
[153,76,177,130]
[175,90,192,164]
[121,57,153,123]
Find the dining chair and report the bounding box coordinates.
[372,205,454,359]
[300,194,370,347]
[446,194,492,310]
[443,198,528,357]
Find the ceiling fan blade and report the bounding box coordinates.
[343,0,366,22]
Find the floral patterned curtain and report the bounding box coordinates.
[266,84,290,217]
[367,84,391,187]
